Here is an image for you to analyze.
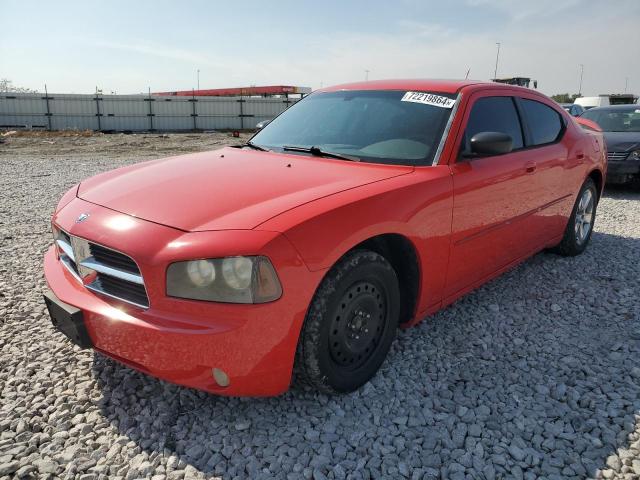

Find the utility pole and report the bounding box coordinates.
[625,77,629,93]
[197,69,200,91]
[493,42,500,80]
[578,64,584,96]
[365,69,370,81]
[44,84,52,131]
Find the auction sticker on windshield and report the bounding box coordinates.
[401,92,456,108]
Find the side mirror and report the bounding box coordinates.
[256,120,271,130]
[469,131,513,156]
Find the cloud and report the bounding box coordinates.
[465,0,583,21]
[275,9,638,95]
[4,1,638,96]
[395,20,457,38]
[94,41,218,67]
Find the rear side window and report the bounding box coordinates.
[463,96,524,153]
[520,99,563,145]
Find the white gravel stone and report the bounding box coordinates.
[0,462,19,476]
[1,133,639,479]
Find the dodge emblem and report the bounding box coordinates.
[76,213,90,223]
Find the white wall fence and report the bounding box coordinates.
[0,93,298,132]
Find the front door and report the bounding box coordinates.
[444,93,543,297]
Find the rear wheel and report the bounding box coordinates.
[295,250,400,394]
[552,177,598,256]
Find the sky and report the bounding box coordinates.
[1,0,639,96]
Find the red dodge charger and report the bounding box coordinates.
[44,80,606,396]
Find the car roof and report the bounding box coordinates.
[318,79,522,94]
[585,104,640,112]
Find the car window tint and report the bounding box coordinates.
[521,99,563,145]
[252,90,455,166]
[581,109,640,132]
[463,96,524,154]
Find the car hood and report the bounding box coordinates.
[602,132,640,152]
[77,147,413,232]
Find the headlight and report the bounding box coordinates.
[630,150,640,160]
[222,257,252,289]
[186,259,216,287]
[166,256,282,303]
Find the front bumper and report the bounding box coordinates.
[606,158,640,184]
[44,199,323,396]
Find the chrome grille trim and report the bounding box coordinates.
[56,238,75,262]
[86,283,149,310]
[60,254,82,282]
[54,229,149,309]
[608,151,629,161]
[79,258,144,285]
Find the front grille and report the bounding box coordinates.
[54,230,149,308]
[59,230,72,245]
[89,243,140,274]
[608,151,629,161]
[89,275,149,308]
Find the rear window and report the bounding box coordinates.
[520,99,564,145]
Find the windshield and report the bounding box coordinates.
[581,108,640,132]
[251,90,457,166]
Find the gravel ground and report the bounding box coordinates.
[1,133,639,480]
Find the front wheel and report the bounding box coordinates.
[551,177,598,256]
[295,250,400,394]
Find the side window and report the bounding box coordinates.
[520,99,563,145]
[463,96,524,154]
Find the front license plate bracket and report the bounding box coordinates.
[43,290,93,348]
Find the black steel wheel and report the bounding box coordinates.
[295,250,400,394]
[328,280,387,370]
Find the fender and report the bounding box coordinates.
[257,167,455,314]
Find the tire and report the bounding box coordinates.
[551,177,598,256]
[295,250,401,394]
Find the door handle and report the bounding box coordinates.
[525,161,537,174]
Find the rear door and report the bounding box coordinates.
[444,92,543,297]
[515,96,574,243]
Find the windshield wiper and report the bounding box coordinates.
[234,141,270,152]
[282,145,360,162]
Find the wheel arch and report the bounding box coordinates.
[587,168,604,200]
[340,233,421,325]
